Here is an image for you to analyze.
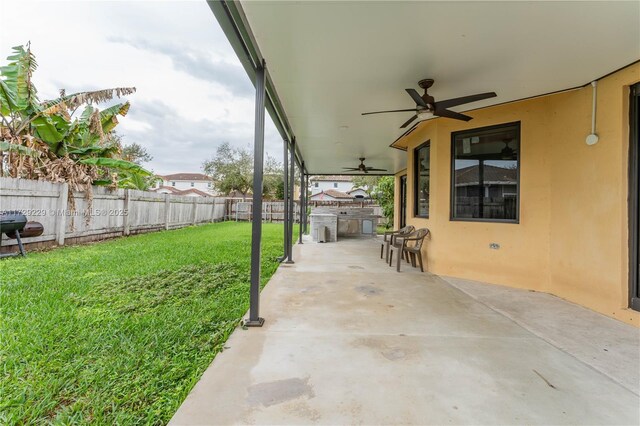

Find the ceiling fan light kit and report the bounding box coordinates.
[416,110,434,121]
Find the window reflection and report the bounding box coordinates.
[414,142,430,217]
[452,123,519,221]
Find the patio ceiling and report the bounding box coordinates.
[211,1,639,175]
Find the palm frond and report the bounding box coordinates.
[100,102,130,134]
[0,141,40,157]
[0,80,17,115]
[78,157,152,176]
[67,145,119,157]
[0,44,39,112]
[88,109,104,142]
[41,87,136,114]
[40,101,71,119]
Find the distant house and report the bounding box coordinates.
[309,189,354,201]
[454,164,517,198]
[227,190,252,199]
[441,164,519,219]
[347,188,370,199]
[153,173,216,196]
[309,175,353,195]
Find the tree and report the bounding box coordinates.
[373,176,394,228]
[263,154,284,200]
[202,142,284,199]
[203,142,252,197]
[351,175,381,196]
[105,133,158,190]
[0,44,151,195]
[121,141,153,165]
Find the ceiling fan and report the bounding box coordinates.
[362,78,497,128]
[342,158,387,174]
[501,138,516,160]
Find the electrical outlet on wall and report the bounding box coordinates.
[489,243,500,250]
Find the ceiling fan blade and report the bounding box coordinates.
[400,114,418,128]
[366,168,388,172]
[436,109,473,121]
[405,89,427,107]
[342,167,360,171]
[362,108,416,116]
[435,92,497,110]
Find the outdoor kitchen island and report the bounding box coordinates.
[310,207,379,242]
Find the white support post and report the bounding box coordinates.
[164,194,171,230]
[56,183,69,246]
[123,189,131,236]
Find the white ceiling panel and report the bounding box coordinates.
[240,1,640,174]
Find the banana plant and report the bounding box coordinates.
[0,43,150,189]
[116,171,161,191]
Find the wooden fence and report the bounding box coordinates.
[225,198,383,224]
[225,199,299,222]
[0,178,387,252]
[0,177,226,252]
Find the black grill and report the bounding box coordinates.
[1,211,42,258]
[0,211,28,233]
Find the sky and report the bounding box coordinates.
[0,0,283,175]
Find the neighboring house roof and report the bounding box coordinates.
[178,188,212,197]
[347,187,368,194]
[347,188,370,198]
[152,186,211,197]
[309,175,353,182]
[154,186,182,194]
[455,165,517,186]
[161,173,211,181]
[310,189,354,200]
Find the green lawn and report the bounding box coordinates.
[0,222,293,425]
[377,225,391,235]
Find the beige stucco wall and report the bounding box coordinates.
[394,62,640,326]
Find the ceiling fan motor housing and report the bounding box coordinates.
[418,79,436,111]
[418,78,435,90]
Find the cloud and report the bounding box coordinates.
[107,36,254,98]
[0,0,283,175]
[121,99,283,174]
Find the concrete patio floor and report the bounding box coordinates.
[170,236,640,425]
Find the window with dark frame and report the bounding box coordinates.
[414,141,430,218]
[451,122,520,222]
[399,175,407,228]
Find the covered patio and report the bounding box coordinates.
[170,236,639,425]
[205,0,640,330]
[168,1,640,423]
